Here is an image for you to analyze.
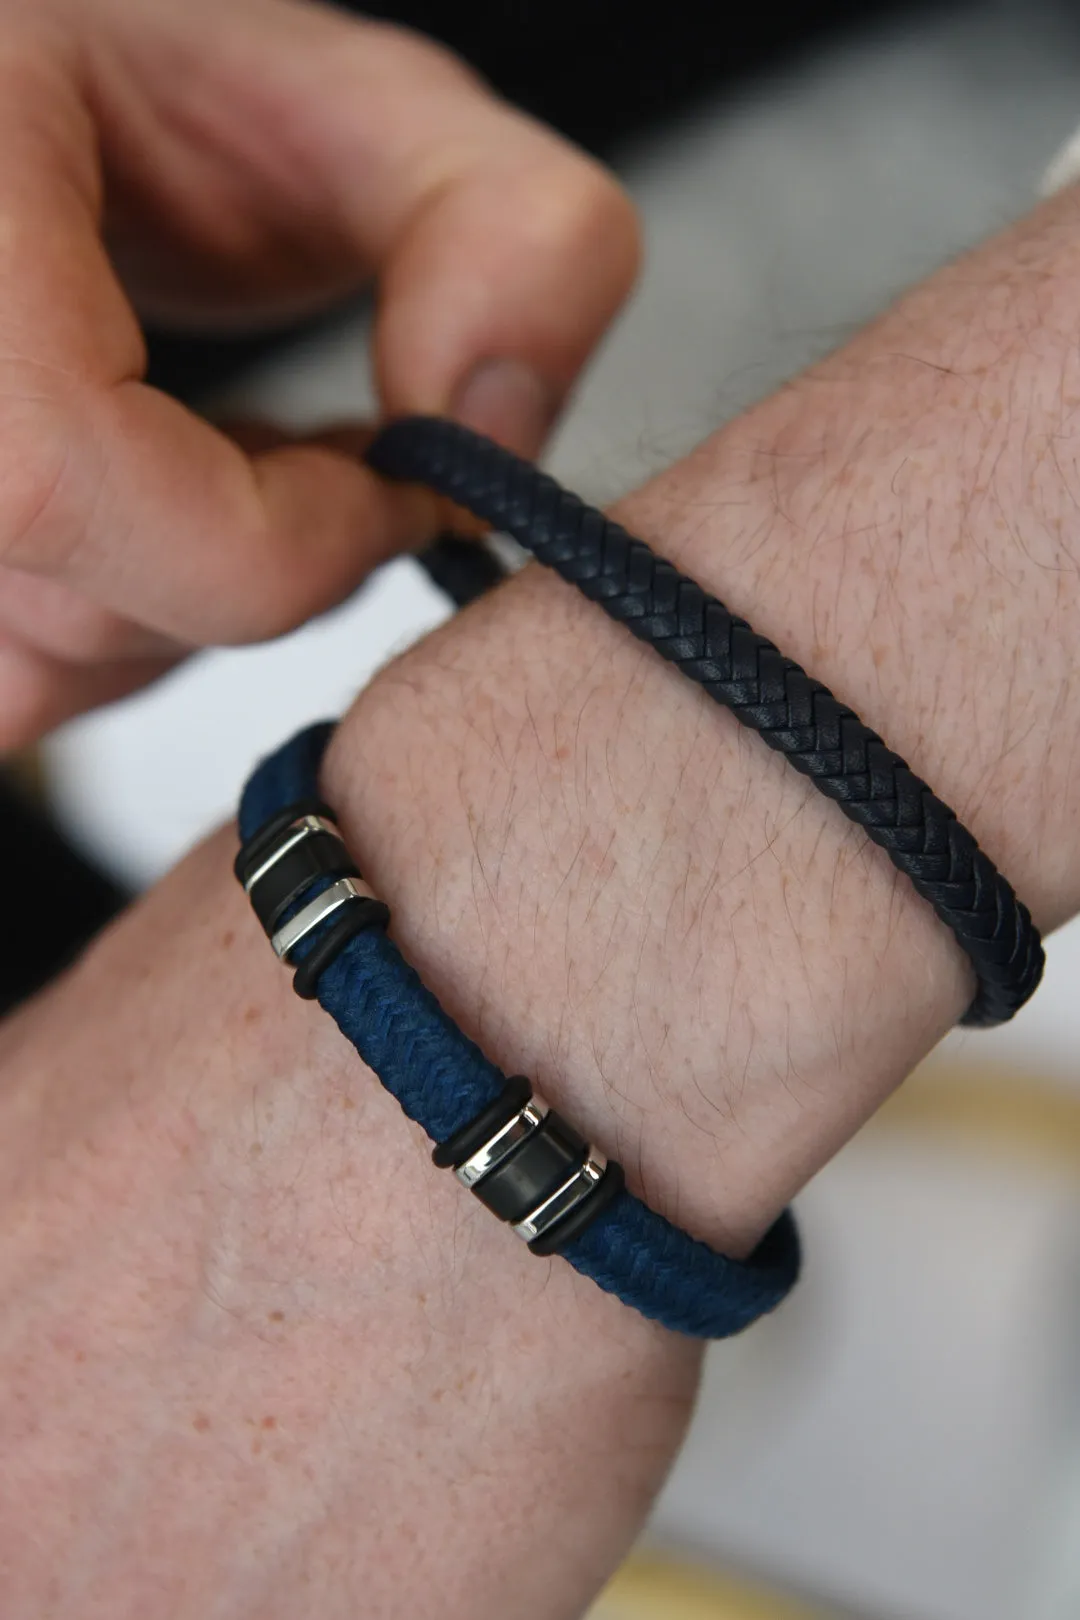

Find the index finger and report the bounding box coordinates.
[0,22,433,645]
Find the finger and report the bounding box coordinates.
[0,570,182,665]
[1,384,440,642]
[0,410,441,659]
[0,636,179,754]
[91,0,642,453]
[0,23,143,379]
[265,7,642,450]
[221,416,487,537]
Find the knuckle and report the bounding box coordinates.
[0,393,81,574]
[572,160,640,244]
[520,153,641,284]
[578,165,642,275]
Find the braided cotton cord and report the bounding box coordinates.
[239,725,800,1339]
[367,417,1043,1028]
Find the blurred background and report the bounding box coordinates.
[9,0,1080,1614]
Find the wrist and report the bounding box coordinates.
[324,562,961,1258]
[325,191,1080,1250]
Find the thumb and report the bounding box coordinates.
[160,1,643,453]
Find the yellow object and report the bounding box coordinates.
[873,1058,1080,1175]
[588,1551,836,1620]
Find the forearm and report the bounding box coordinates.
[0,838,697,1620]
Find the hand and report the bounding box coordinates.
[0,0,638,746]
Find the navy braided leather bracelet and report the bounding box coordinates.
[368,417,1044,1027]
[237,723,800,1339]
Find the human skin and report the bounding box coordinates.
[2,188,1080,1616]
[0,0,638,745]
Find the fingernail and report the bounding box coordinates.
[451,359,560,457]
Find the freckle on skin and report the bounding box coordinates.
[221,930,235,950]
[261,1416,276,1430]
[249,1142,263,1158]
[192,1414,210,1433]
[243,1004,261,1025]
[268,1311,285,1323]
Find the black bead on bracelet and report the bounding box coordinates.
[234,804,390,998]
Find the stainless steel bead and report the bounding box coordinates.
[271,876,378,961]
[243,814,339,894]
[454,1097,550,1188]
[512,1151,608,1244]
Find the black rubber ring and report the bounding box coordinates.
[291,900,391,999]
[430,1075,532,1169]
[528,1159,627,1256]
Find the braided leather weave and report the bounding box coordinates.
[239,726,800,1339]
[367,417,1043,1027]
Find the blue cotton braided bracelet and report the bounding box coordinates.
[236,722,800,1339]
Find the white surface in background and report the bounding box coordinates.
[45,559,449,880]
[653,1137,1080,1620]
[39,3,1080,1617]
